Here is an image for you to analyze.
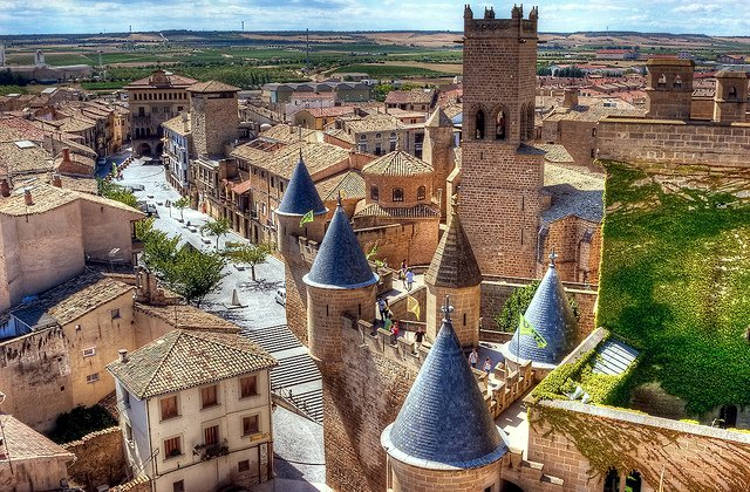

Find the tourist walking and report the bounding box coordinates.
[405,268,414,291]
[391,320,400,345]
[468,348,478,369]
[400,259,407,280]
[377,297,387,320]
[415,325,425,349]
[483,357,493,377]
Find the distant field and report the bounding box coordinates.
[334,63,455,78]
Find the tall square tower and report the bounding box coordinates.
[460,4,544,277]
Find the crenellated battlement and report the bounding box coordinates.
[463,3,538,38]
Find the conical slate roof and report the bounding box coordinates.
[276,154,327,216]
[381,300,506,469]
[425,107,453,128]
[425,207,482,288]
[508,258,577,364]
[303,201,378,289]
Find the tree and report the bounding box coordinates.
[224,243,270,281]
[173,196,190,222]
[98,178,138,208]
[165,247,227,307]
[141,229,180,273]
[201,217,231,250]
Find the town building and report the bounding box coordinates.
[293,105,356,130]
[162,113,193,194]
[107,329,277,491]
[0,413,74,490]
[385,88,436,113]
[125,70,196,157]
[261,81,372,105]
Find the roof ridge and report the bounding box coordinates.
[180,328,274,363]
[139,330,182,398]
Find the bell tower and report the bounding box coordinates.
[459,3,544,277]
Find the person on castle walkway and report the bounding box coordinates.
[377,297,387,320]
[469,348,479,369]
[400,259,407,280]
[383,315,393,334]
[483,357,493,377]
[405,268,414,291]
[391,320,400,345]
[414,325,425,349]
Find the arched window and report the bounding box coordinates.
[728,86,738,99]
[392,187,404,202]
[495,109,506,140]
[657,74,667,88]
[416,186,426,201]
[375,133,382,139]
[674,75,682,88]
[370,185,379,201]
[360,134,367,141]
[475,109,485,139]
[626,471,642,492]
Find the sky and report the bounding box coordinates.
[0,0,748,36]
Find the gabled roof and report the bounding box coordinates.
[425,107,453,128]
[304,201,378,290]
[107,329,277,399]
[425,207,481,288]
[316,170,365,202]
[382,302,506,469]
[0,415,73,462]
[188,80,240,93]
[509,259,577,364]
[276,153,327,217]
[362,151,433,177]
[385,88,434,105]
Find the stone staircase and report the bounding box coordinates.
[244,325,302,353]
[271,354,323,390]
[503,452,565,490]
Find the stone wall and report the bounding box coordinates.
[355,221,438,268]
[597,117,750,168]
[538,216,601,285]
[63,426,127,490]
[526,399,750,491]
[190,92,239,157]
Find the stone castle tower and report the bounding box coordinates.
[188,81,240,158]
[381,297,506,491]
[275,153,329,344]
[645,58,694,120]
[424,202,482,348]
[459,3,544,277]
[422,108,455,219]
[713,70,748,123]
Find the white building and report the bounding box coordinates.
[107,329,278,492]
[162,113,193,194]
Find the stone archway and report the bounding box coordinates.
[137,142,152,157]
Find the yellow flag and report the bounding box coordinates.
[407,295,420,320]
[299,210,314,228]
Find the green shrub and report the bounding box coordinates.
[48,405,117,443]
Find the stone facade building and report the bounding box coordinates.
[125,70,195,157]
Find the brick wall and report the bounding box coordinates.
[527,399,750,491]
[63,426,126,489]
[388,455,503,492]
[538,216,601,285]
[190,93,239,157]
[426,284,480,347]
[597,118,750,168]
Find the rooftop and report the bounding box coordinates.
[425,206,482,289]
[188,80,241,93]
[362,150,433,177]
[382,303,506,470]
[0,182,144,217]
[345,113,404,134]
[260,124,319,144]
[385,88,434,105]
[107,329,277,399]
[162,114,191,136]
[353,202,439,220]
[266,141,350,180]
[316,170,365,202]
[125,70,197,89]
[0,415,73,462]
[542,163,605,225]
[304,202,378,290]
[133,303,241,332]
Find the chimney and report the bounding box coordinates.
[0,179,9,197]
[118,349,128,363]
[24,188,33,206]
[61,147,71,163]
[52,174,62,188]
[563,88,579,109]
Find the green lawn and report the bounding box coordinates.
[596,160,750,415]
[334,63,452,78]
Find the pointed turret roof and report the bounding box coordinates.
[425,205,482,288]
[425,107,453,128]
[303,200,378,290]
[276,152,327,217]
[508,253,577,364]
[381,298,506,469]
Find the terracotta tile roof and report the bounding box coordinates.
[0,415,73,461]
[0,182,143,217]
[345,113,404,133]
[362,151,433,177]
[385,88,434,105]
[58,116,96,133]
[316,170,365,201]
[265,141,350,179]
[230,139,284,163]
[188,80,240,93]
[125,70,197,89]
[8,270,134,329]
[303,106,356,118]
[13,173,98,195]
[162,114,191,136]
[0,141,53,176]
[107,329,277,399]
[536,144,575,164]
[353,202,439,219]
[544,96,644,123]
[260,124,318,144]
[324,128,355,144]
[425,207,482,288]
[133,303,240,332]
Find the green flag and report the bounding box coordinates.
[519,313,547,348]
[299,210,314,228]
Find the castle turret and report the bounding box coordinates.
[713,70,748,123]
[422,108,455,219]
[424,202,482,348]
[645,58,694,120]
[275,151,328,344]
[381,297,506,491]
[303,198,378,364]
[506,252,578,367]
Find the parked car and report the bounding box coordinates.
[274,288,286,307]
[130,184,145,192]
